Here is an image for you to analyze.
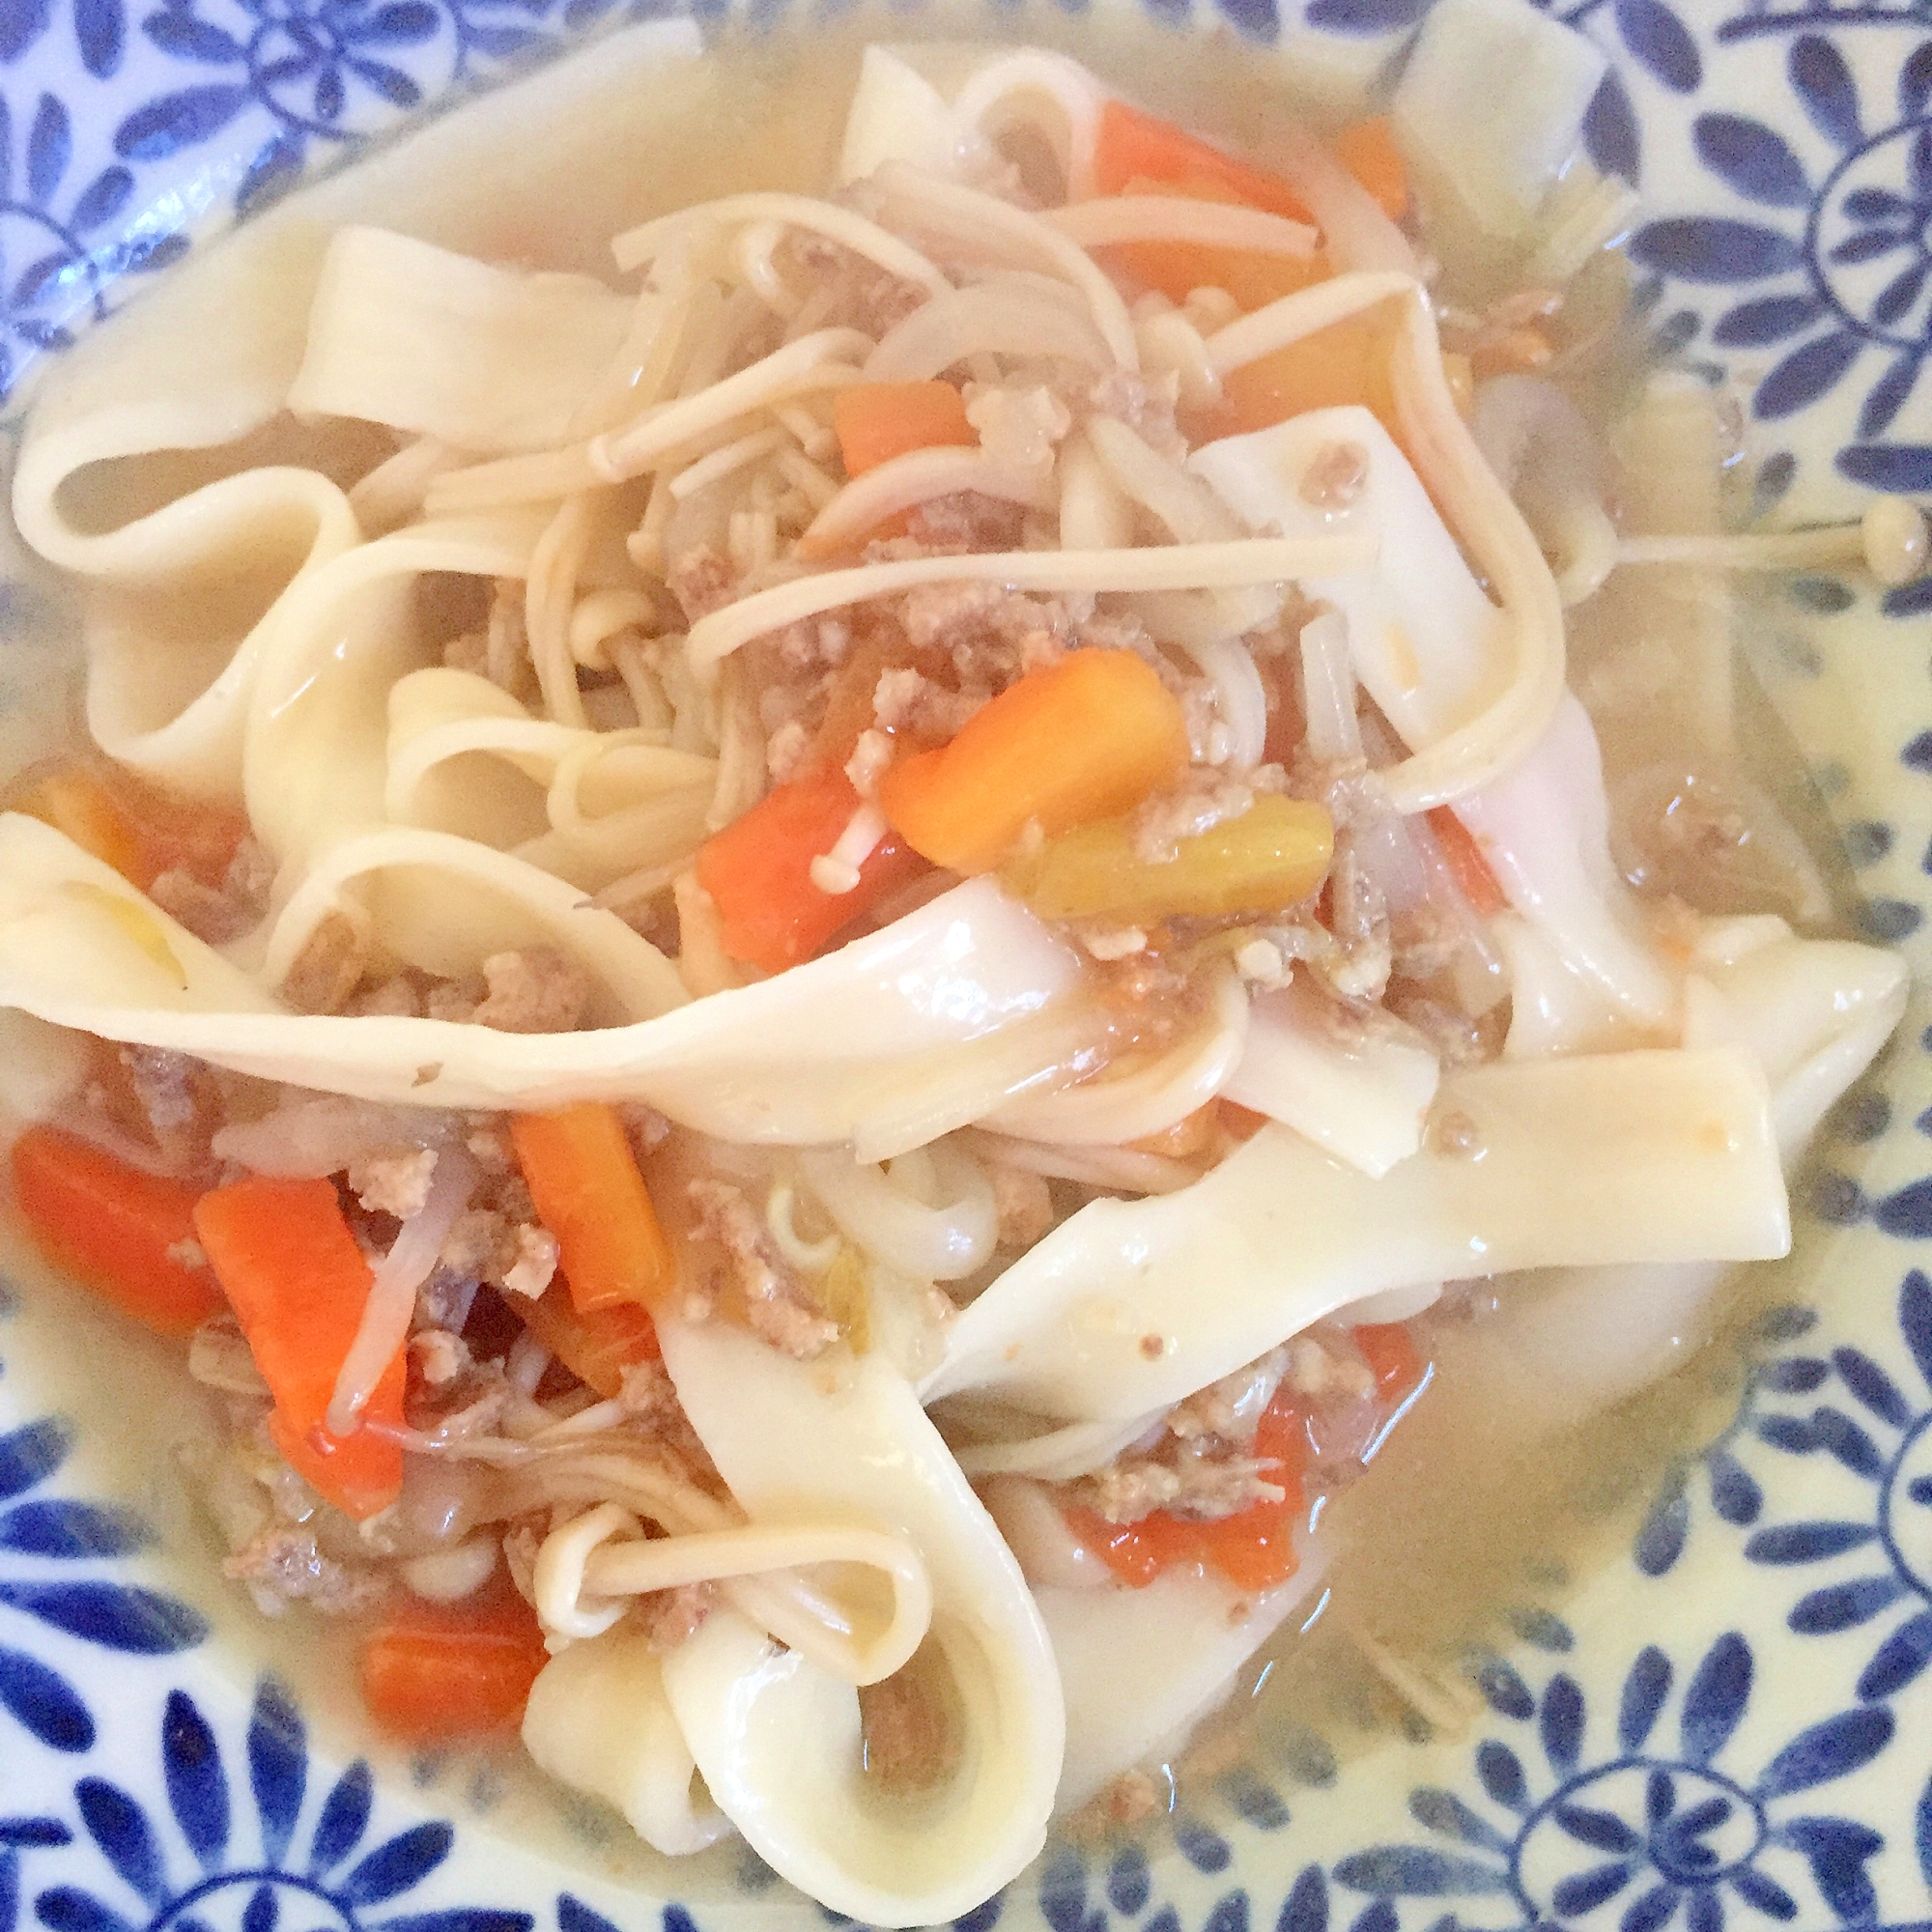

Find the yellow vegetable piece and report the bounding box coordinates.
[1004,794,1334,924]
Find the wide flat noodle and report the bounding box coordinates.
[0,824,1088,1137]
[1442,917,1907,1430]
[925,1045,1788,1421]
[654,1319,1063,1926]
[289,227,632,453]
[1039,1557,1325,1809]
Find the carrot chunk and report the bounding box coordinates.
[515,1280,660,1399]
[878,650,1189,875]
[361,1584,550,1742]
[1352,1321,1428,1409]
[1094,99,1314,224]
[1332,116,1409,220]
[835,382,976,478]
[193,1177,403,1520]
[1215,311,1400,440]
[1097,176,1328,313]
[10,1126,221,1337]
[6,757,246,892]
[1065,1388,1309,1593]
[511,1102,672,1316]
[695,764,928,975]
[1426,806,1507,916]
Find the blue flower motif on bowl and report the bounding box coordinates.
[1326,1631,1896,1929]
[0,1348,207,1756]
[23,1677,535,1932]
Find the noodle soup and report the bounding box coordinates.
[0,12,1911,1921]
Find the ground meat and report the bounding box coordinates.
[989,1164,1054,1249]
[501,1225,559,1299]
[1074,1440,1281,1525]
[619,1102,671,1159]
[668,545,736,622]
[223,1523,393,1618]
[409,1327,470,1386]
[470,949,591,1034]
[423,973,485,1023]
[904,492,1027,553]
[440,1205,555,1300]
[148,869,257,946]
[896,582,1074,688]
[965,383,1071,469]
[687,1177,838,1359]
[1130,770,1256,866]
[347,975,421,1018]
[642,1580,715,1651]
[872,666,984,742]
[1320,836,1392,1003]
[281,910,369,1014]
[349,1147,438,1219]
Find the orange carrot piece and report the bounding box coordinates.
[696,763,927,976]
[1215,311,1400,440]
[1097,175,1328,312]
[1352,1321,1427,1409]
[1065,1389,1309,1593]
[192,1177,403,1520]
[10,1126,221,1337]
[1333,116,1409,220]
[511,1103,672,1316]
[1426,806,1507,916]
[1094,99,1313,224]
[835,382,976,478]
[878,651,1189,874]
[6,758,246,892]
[516,1280,660,1399]
[361,1585,550,1742]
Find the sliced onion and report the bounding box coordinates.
[212,1095,455,1177]
[326,1145,477,1437]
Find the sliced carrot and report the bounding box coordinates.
[878,650,1189,874]
[361,1583,549,1742]
[1218,1098,1269,1142]
[515,1280,660,1399]
[835,382,976,478]
[1097,175,1328,312]
[10,1126,221,1337]
[192,1177,403,1520]
[511,1103,672,1316]
[696,764,928,975]
[5,757,246,892]
[1352,1321,1427,1409]
[1214,311,1400,441]
[1332,116,1409,221]
[1426,806,1507,917]
[1094,99,1313,224]
[1065,1388,1309,1593]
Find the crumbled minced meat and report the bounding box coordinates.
[280,910,369,1015]
[688,1177,838,1359]
[223,1523,392,1618]
[471,949,592,1035]
[349,1147,439,1220]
